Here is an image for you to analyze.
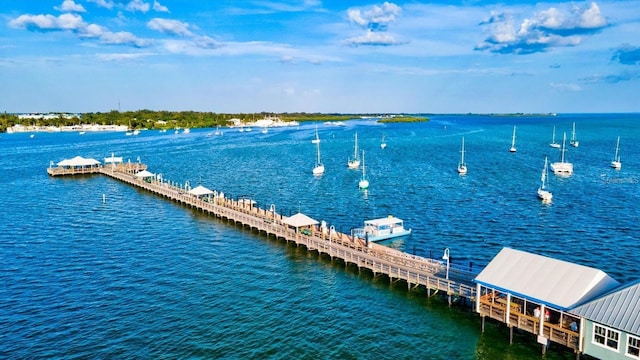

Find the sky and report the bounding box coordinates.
[2,0,640,114]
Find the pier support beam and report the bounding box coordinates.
[481,316,485,333]
[509,326,513,344]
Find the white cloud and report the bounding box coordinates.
[55,0,86,13]
[153,1,169,12]
[97,52,156,61]
[476,2,608,54]
[10,12,149,48]
[10,13,84,31]
[344,30,404,47]
[125,0,150,13]
[87,0,115,10]
[147,18,192,36]
[348,2,401,31]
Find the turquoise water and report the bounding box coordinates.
[1,114,638,359]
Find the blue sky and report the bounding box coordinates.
[2,0,640,113]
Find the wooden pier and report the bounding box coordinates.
[50,162,477,301]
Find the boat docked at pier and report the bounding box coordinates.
[353,216,411,242]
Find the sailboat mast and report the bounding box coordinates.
[461,137,465,164]
[561,132,566,163]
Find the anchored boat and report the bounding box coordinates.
[353,216,411,242]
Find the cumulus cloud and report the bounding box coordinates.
[147,18,192,36]
[55,0,86,13]
[476,2,608,54]
[87,0,115,9]
[10,13,85,31]
[125,0,150,13]
[611,44,640,65]
[10,13,148,48]
[348,2,401,31]
[344,2,404,47]
[153,0,169,12]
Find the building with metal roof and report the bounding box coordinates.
[570,280,640,360]
[473,247,620,355]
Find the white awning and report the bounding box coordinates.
[282,212,319,227]
[104,154,123,164]
[474,247,620,311]
[134,170,155,178]
[188,185,214,196]
[57,156,101,167]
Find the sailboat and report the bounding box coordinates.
[570,122,579,147]
[550,132,573,175]
[549,126,560,148]
[348,132,360,169]
[214,125,223,136]
[312,140,325,176]
[358,150,369,189]
[311,126,320,144]
[457,137,467,175]
[380,134,387,149]
[611,136,621,169]
[509,125,517,153]
[537,156,553,202]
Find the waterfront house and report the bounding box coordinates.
[570,280,640,360]
[473,247,620,354]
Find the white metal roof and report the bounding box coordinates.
[57,156,101,167]
[364,216,403,227]
[133,170,155,178]
[188,185,214,196]
[474,247,620,311]
[282,212,319,227]
[570,280,640,336]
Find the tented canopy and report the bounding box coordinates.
[188,185,214,196]
[57,156,101,167]
[282,212,319,228]
[104,154,123,164]
[474,247,620,311]
[134,170,155,178]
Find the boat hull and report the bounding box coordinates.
[365,229,412,242]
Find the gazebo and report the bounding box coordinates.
[282,212,319,237]
[188,185,214,199]
[57,156,101,169]
[134,170,155,181]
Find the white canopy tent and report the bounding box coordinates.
[188,185,214,197]
[57,156,101,167]
[282,212,319,228]
[134,170,155,178]
[104,153,123,164]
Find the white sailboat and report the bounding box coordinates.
[570,122,579,147]
[311,126,320,144]
[611,136,621,169]
[549,126,560,148]
[214,125,223,136]
[550,132,573,175]
[509,125,517,153]
[380,134,387,149]
[312,140,325,176]
[537,156,553,202]
[358,150,369,189]
[457,137,467,175]
[348,132,360,169]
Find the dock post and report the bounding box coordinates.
[509,326,513,344]
[481,316,485,333]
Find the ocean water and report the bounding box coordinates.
[1,114,638,359]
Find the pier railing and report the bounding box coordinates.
[479,299,579,350]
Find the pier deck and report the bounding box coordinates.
[90,164,477,300]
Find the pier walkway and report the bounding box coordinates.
[90,164,478,301]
